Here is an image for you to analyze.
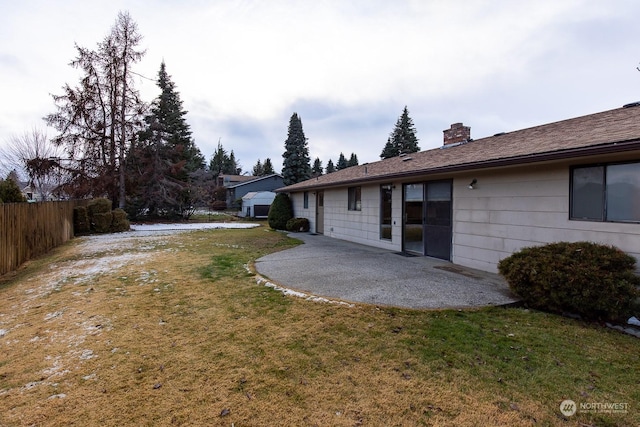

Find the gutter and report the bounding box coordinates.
[276,139,640,192]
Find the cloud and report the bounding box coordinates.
[2,0,640,176]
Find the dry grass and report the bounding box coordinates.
[0,226,637,426]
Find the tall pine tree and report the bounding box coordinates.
[325,159,336,174]
[209,141,240,175]
[380,106,420,159]
[281,113,311,186]
[252,159,264,176]
[312,157,323,177]
[263,158,275,175]
[128,61,204,217]
[347,153,359,167]
[336,153,348,170]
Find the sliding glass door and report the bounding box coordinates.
[425,181,452,259]
[402,180,452,260]
[403,184,424,253]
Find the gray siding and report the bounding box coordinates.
[227,175,284,206]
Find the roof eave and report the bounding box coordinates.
[277,139,640,193]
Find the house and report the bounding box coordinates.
[239,191,276,218]
[225,174,284,208]
[20,182,48,202]
[276,104,640,273]
[216,174,255,188]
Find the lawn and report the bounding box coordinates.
[0,226,637,426]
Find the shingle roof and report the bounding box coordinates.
[278,105,640,192]
[227,173,283,188]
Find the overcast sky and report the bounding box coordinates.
[2,0,640,174]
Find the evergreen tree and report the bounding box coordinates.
[209,142,241,175]
[336,153,348,170]
[252,158,277,176]
[347,153,359,167]
[263,158,275,175]
[281,113,311,186]
[209,141,228,175]
[227,151,241,175]
[0,173,26,203]
[128,61,204,217]
[252,159,264,176]
[380,106,420,159]
[141,61,204,175]
[380,137,395,159]
[312,157,323,177]
[267,193,293,230]
[325,159,336,174]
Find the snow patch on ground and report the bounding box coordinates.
[245,264,354,307]
[3,222,260,395]
[131,222,259,231]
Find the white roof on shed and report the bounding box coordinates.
[241,191,276,202]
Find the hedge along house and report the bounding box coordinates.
[276,105,640,273]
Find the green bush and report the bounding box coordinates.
[286,217,310,232]
[73,206,91,234]
[87,198,112,216]
[92,212,113,233]
[111,208,130,232]
[498,241,640,322]
[80,198,130,234]
[267,193,293,230]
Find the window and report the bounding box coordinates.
[571,162,640,222]
[380,184,392,240]
[348,186,361,211]
[303,191,309,209]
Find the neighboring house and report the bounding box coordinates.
[20,182,37,202]
[226,174,284,208]
[239,191,276,218]
[20,182,46,202]
[217,174,255,188]
[276,104,640,273]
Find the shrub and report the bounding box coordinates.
[286,217,310,232]
[111,208,130,232]
[87,198,112,216]
[268,193,293,230]
[498,241,640,322]
[80,198,130,234]
[211,200,227,211]
[92,212,113,233]
[74,206,91,234]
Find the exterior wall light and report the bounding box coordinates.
[468,179,477,189]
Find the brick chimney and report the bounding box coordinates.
[443,123,471,146]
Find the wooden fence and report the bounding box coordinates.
[0,200,86,276]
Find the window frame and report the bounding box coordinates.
[380,184,393,240]
[570,160,640,223]
[348,186,362,211]
[303,191,309,209]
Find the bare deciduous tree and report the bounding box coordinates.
[44,11,146,208]
[0,128,62,201]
